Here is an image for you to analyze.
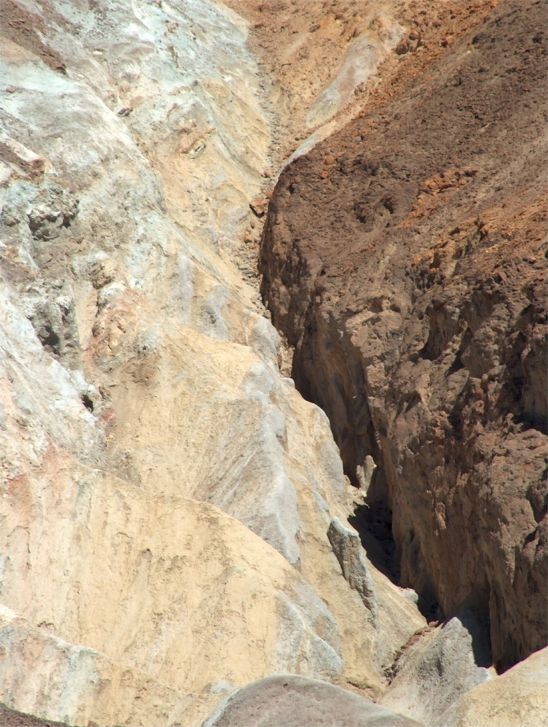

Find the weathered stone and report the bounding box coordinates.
[328,517,378,621]
[201,675,424,727]
[381,615,492,725]
[3,0,542,725]
[446,647,548,727]
[260,0,548,670]
[250,196,269,217]
[0,2,426,725]
[26,187,79,241]
[0,134,46,178]
[0,496,347,726]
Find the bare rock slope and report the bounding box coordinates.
[261,0,548,671]
[0,1,424,725]
[0,0,546,725]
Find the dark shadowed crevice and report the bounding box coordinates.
[286,314,403,590]
[81,393,94,412]
[348,469,399,583]
[291,335,450,625]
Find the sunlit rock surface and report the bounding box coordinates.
[0,1,423,725]
[1,1,544,726]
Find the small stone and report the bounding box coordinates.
[250,197,268,217]
[0,134,46,178]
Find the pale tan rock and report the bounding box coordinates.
[381,616,492,726]
[0,604,188,727]
[446,647,548,727]
[0,479,345,726]
[328,517,378,620]
[0,1,426,725]
[201,675,424,727]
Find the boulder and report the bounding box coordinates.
[447,647,548,727]
[381,616,492,725]
[201,675,424,727]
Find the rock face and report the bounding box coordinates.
[448,646,548,727]
[223,0,404,146]
[381,616,492,725]
[261,0,548,670]
[0,1,425,725]
[1,0,546,724]
[200,675,423,727]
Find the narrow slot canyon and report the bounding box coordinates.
[0,1,546,726]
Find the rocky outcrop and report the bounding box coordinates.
[261,0,548,670]
[447,646,548,727]
[327,518,378,620]
[0,1,426,725]
[381,615,492,725]
[1,0,546,724]
[223,0,404,150]
[200,675,424,727]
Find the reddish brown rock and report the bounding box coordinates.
[261,0,548,670]
[0,705,69,727]
[250,196,269,217]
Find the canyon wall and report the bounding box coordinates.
[0,0,546,725]
[261,0,548,671]
[0,1,424,725]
